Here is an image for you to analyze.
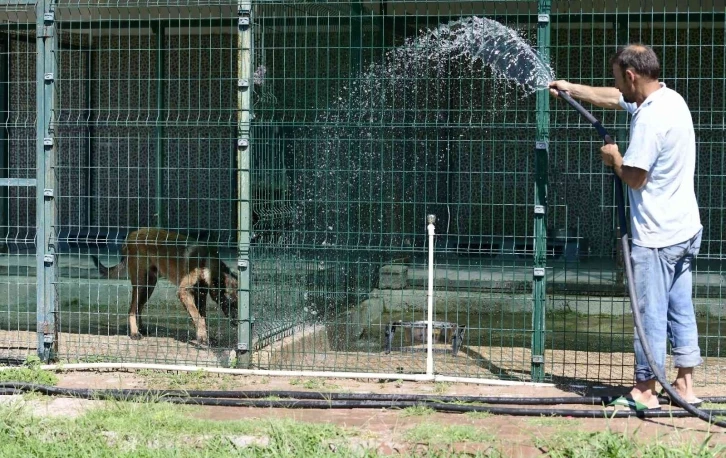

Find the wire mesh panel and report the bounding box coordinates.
[0,6,38,363]
[250,1,543,378]
[51,3,243,365]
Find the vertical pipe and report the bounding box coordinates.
[84,36,94,229]
[236,1,253,366]
[0,33,9,250]
[531,1,551,382]
[426,214,436,376]
[153,24,165,228]
[36,0,58,361]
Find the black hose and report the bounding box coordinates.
[0,383,612,404]
[2,385,726,418]
[3,382,726,405]
[2,382,725,405]
[557,90,726,427]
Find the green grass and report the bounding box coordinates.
[432,382,450,394]
[464,411,493,419]
[288,378,343,391]
[405,423,495,445]
[536,430,725,458]
[399,405,435,417]
[402,450,501,458]
[0,399,372,458]
[701,402,726,410]
[137,369,237,391]
[0,356,58,386]
[0,393,722,457]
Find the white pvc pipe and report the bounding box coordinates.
[0,363,554,387]
[426,214,436,377]
[432,375,553,387]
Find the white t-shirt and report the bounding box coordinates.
[619,82,702,248]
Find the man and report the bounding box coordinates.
[549,44,703,411]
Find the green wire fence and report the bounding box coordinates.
[0,0,723,386]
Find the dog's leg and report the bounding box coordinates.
[136,271,158,336]
[129,285,143,340]
[177,272,208,345]
[129,271,157,340]
[194,287,208,319]
[194,287,209,340]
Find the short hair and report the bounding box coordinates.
[609,44,660,80]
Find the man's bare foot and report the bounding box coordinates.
[661,368,702,405]
[629,384,661,410]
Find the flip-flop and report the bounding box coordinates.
[657,384,704,407]
[606,395,662,412]
[658,393,703,408]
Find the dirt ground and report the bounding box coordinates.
[10,370,724,457]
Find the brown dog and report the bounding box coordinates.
[92,228,238,345]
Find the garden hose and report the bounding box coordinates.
[2,383,726,418]
[556,89,725,427]
[3,382,726,405]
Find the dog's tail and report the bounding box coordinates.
[91,255,127,279]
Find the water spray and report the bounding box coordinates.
[555,89,725,427]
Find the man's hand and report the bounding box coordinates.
[548,81,623,110]
[600,143,622,168]
[549,80,576,99]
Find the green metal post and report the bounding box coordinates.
[236,1,253,366]
[36,0,58,362]
[153,24,165,228]
[532,0,551,382]
[0,33,9,250]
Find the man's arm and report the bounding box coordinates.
[549,81,623,110]
[601,144,648,189]
[614,162,648,190]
